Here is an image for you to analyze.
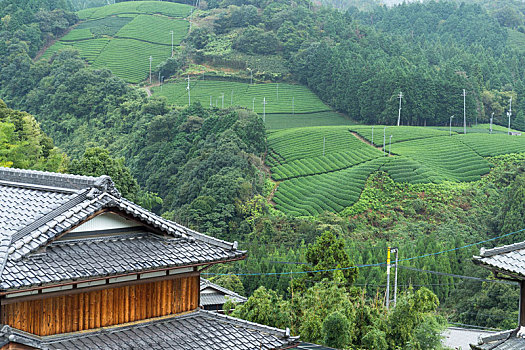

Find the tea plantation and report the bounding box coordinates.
[271,125,525,216]
[153,80,330,114]
[41,1,192,83]
[77,1,192,20]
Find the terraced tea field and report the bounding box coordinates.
[270,125,525,216]
[264,112,354,130]
[77,1,192,20]
[273,158,387,216]
[41,1,191,83]
[349,126,453,146]
[454,133,525,157]
[91,39,171,83]
[389,137,490,182]
[152,80,330,114]
[116,15,189,45]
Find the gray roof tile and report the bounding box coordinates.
[474,241,525,278]
[200,278,248,306]
[0,168,245,291]
[470,329,525,350]
[0,310,298,350]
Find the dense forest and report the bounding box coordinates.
[2,0,525,348]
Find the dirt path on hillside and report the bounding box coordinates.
[34,26,75,61]
[267,181,279,206]
[143,82,162,97]
[351,131,393,156]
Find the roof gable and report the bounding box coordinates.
[473,241,525,279]
[0,168,245,291]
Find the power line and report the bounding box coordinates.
[204,227,525,277]
[397,266,517,285]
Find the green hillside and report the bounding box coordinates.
[77,1,192,20]
[41,1,192,83]
[507,29,525,53]
[270,125,525,216]
[153,80,330,113]
[152,80,356,129]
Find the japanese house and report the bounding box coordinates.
[200,278,247,311]
[470,241,525,349]
[0,167,299,349]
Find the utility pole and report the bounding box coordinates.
[221,93,224,108]
[490,112,494,134]
[449,115,454,137]
[262,97,267,122]
[391,247,399,307]
[170,30,174,57]
[463,89,467,134]
[383,127,386,156]
[252,98,255,112]
[323,136,326,156]
[247,68,252,85]
[186,75,190,105]
[210,96,212,107]
[160,76,164,91]
[149,56,153,84]
[277,83,279,101]
[372,126,374,145]
[389,135,392,156]
[508,97,513,135]
[386,246,391,310]
[397,91,403,126]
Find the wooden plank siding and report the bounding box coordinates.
[1,275,199,336]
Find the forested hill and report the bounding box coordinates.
[0,100,66,171]
[2,0,525,347]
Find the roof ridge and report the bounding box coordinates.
[200,278,246,300]
[0,167,103,191]
[197,309,295,339]
[480,241,525,258]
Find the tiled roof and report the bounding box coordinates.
[470,329,525,350]
[296,343,336,349]
[2,233,244,290]
[443,327,496,350]
[0,167,245,291]
[473,241,525,279]
[0,309,300,350]
[200,278,248,306]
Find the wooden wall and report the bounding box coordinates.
[1,274,199,336]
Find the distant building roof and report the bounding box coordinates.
[473,241,525,280]
[0,309,300,349]
[470,243,525,350]
[200,278,247,307]
[470,329,525,350]
[0,167,246,291]
[442,327,496,350]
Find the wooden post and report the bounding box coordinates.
[520,280,525,327]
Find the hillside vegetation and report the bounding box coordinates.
[0,100,65,171]
[269,125,524,216]
[42,1,192,83]
[3,0,525,341]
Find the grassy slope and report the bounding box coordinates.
[41,1,191,83]
[271,125,525,216]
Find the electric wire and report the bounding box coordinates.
[203,227,525,276]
